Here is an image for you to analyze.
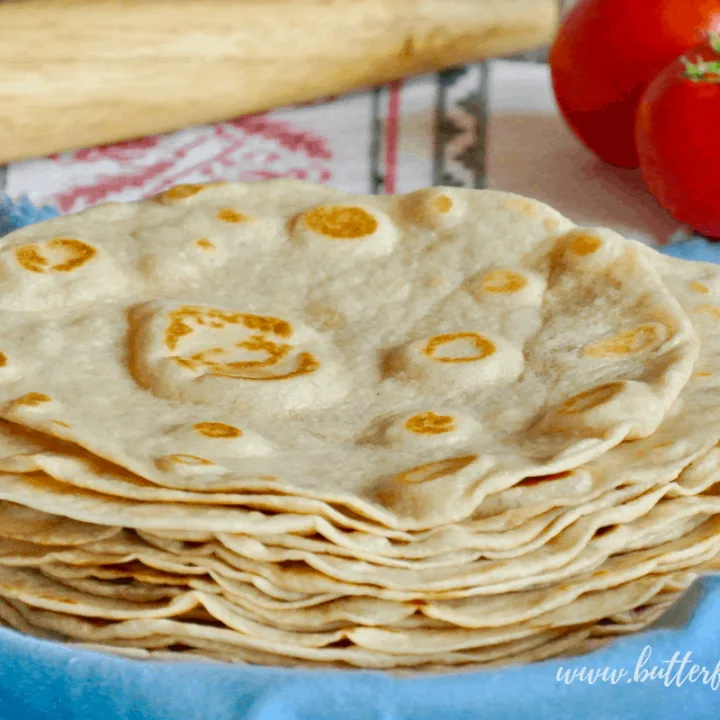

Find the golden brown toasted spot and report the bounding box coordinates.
[0,352,6,367]
[690,281,710,294]
[558,383,622,415]
[652,441,673,449]
[584,324,665,358]
[157,184,206,202]
[209,351,320,381]
[164,307,316,382]
[51,239,97,271]
[195,238,215,251]
[164,308,294,353]
[166,317,195,353]
[14,393,52,407]
[424,332,496,363]
[160,454,214,467]
[232,335,290,368]
[242,315,293,338]
[217,208,249,223]
[15,238,96,274]
[395,455,478,484]
[569,233,603,256]
[193,422,242,439]
[52,420,71,428]
[405,412,456,435]
[431,195,453,214]
[427,276,445,289]
[303,206,378,239]
[481,269,528,294]
[694,371,713,379]
[15,246,47,272]
[174,357,196,371]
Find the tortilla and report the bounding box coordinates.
[0,182,698,530]
[1,182,719,670]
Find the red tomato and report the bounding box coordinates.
[550,0,720,168]
[636,41,720,239]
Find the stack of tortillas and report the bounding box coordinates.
[0,179,719,671]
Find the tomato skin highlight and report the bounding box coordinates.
[636,45,720,239]
[550,0,720,168]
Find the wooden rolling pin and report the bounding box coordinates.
[0,0,557,163]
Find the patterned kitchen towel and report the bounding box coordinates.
[0,60,701,250]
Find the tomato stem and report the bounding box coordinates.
[682,56,720,83]
[681,32,720,82]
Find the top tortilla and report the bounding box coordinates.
[0,181,698,530]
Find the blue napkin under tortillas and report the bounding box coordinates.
[1,195,720,720]
[0,194,59,238]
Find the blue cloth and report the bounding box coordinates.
[1,194,720,720]
[661,236,720,264]
[0,195,59,237]
[0,580,719,720]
